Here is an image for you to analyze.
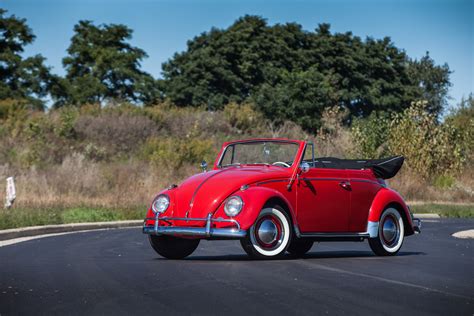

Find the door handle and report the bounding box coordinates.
[339,181,351,190]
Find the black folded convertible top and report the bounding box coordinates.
[312,156,404,179]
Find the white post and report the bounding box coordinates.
[5,177,16,209]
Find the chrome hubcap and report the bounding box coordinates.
[257,219,278,244]
[382,216,398,244]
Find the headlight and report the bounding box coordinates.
[152,195,170,213]
[224,196,243,217]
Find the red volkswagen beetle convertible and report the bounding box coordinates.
[143,138,421,259]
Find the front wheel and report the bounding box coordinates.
[148,235,200,259]
[287,239,314,257]
[368,207,405,256]
[240,206,292,259]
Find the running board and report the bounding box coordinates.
[297,231,370,242]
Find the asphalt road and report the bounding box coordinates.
[0,219,473,315]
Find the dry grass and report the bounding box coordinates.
[0,102,472,215]
[1,155,472,212]
[0,156,190,209]
[388,168,474,203]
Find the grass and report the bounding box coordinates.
[410,204,474,218]
[0,202,472,231]
[0,206,146,230]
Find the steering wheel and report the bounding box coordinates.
[272,161,291,168]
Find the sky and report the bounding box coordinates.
[2,0,473,109]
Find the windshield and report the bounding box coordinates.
[219,141,300,168]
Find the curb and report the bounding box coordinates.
[452,229,474,239]
[407,201,474,206]
[0,220,142,241]
[413,213,441,219]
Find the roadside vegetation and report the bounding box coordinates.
[410,204,474,219]
[0,10,472,228]
[0,206,144,230]
[1,100,472,218]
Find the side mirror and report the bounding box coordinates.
[200,160,208,172]
[300,162,310,173]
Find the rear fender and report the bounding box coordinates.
[368,188,415,237]
[213,186,296,231]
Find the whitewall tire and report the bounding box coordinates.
[369,207,405,256]
[240,206,291,259]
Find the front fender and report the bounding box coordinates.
[368,188,415,236]
[213,186,296,231]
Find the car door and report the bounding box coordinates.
[346,169,382,232]
[296,167,351,233]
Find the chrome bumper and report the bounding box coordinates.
[409,206,421,234]
[142,213,247,239]
[413,218,421,233]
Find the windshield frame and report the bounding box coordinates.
[216,139,303,169]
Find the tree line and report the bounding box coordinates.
[0,9,452,131]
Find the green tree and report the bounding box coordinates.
[161,15,271,109]
[161,16,451,130]
[0,9,52,110]
[53,20,160,107]
[254,68,338,132]
[407,52,451,117]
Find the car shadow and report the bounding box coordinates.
[301,250,425,259]
[153,250,425,262]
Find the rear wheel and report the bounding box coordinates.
[287,239,314,257]
[148,235,200,259]
[240,206,291,259]
[369,207,405,256]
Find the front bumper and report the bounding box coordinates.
[413,217,421,233]
[142,213,247,239]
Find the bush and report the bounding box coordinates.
[74,110,160,156]
[433,175,456,189]
[313,106,354,158]
[388,101,466,179]
[141,137,217,170]
[351,111,390,158]
[445,95,474,163]
[223,102,265,133]
[157,103,231,138]
[17,112,62,167]
[53,106,79,139]
[0,99,27,120]
[0,99,31,137]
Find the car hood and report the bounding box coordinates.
[169,166,289,219]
